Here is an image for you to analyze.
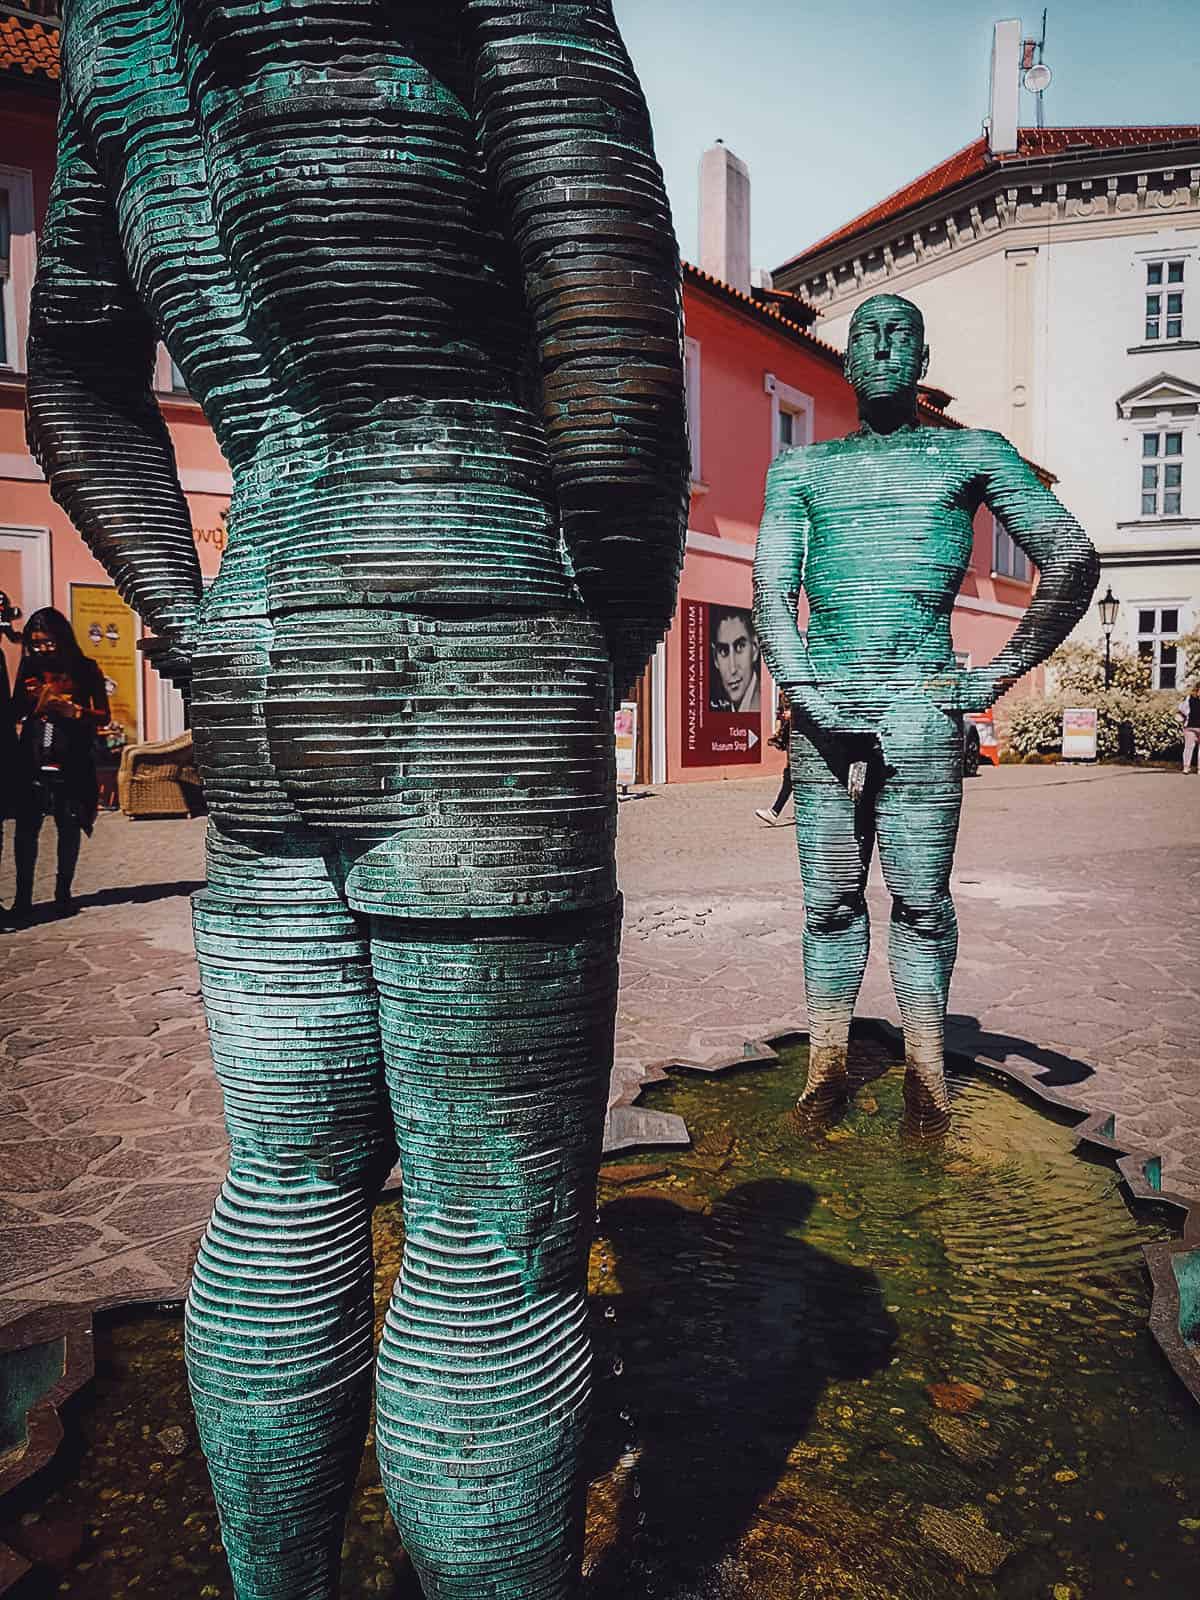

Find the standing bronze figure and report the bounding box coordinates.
[754,294,1098,1134]
[27,5,687,1596]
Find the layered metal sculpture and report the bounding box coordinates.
[26,4,688,1596]
[753,294,1098,1135]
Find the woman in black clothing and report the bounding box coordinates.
[0,593,21,886]
[10,607,109,918]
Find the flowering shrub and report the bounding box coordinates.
[1008,691,1184,759]
[1173,630,1200,690]
[1045,642,1151,697]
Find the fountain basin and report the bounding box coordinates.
[2,1032,1197,1598]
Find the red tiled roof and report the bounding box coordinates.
[783,125,1200,268]
[684,261,847,368]
[0,13,59,80]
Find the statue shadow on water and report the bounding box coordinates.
[584,1179,898,1596]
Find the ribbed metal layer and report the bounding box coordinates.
[373,909,617,1596]
[28,5,686,1593]
[187,828,618,1598]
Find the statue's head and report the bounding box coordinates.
[844,294,929,414]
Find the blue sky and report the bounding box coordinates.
[611,1,1200,274]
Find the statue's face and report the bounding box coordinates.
[844,297,928,407]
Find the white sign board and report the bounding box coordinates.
[1062,706,1098,761]
[615,701,638,788]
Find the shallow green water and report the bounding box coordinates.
[4,1039,1198,1599]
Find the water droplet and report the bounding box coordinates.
[612,1356,624,1377]
[604,1305,616,1320]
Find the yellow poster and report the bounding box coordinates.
[69,583,140,743]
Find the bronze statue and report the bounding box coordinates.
[26,4,688,1596]
[754,294,1098,1134]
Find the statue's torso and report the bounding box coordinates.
[65,0,572,617]
[787,428,981,697]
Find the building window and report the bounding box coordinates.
[993,525,1031,582]
[769,378,813,460]
[1141,430,1183,517]
[0,190,9,367]
[0,169,35,373]
[1144,260,1184,342]
[684,337,702,484]
[1137,605,1181,690]
[777,404,809,453]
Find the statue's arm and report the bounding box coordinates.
[752,454,841,733]
[964,433,1100,709]
[25,98,202,685]
[465,0,688,700]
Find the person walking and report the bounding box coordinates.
[1178,688,1200,773]
[0,593,20,902]
[756,692,794,825]
[9,608,109,919]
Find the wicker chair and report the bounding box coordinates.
[117,730,206,819]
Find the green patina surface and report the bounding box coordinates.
[753,294,1099,1133]
[0,1339,64,1461]
[27,5,688,1596]
[6,1045,1197,1600]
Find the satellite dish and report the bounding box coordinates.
[1023,62,1053,93]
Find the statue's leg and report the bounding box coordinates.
[792,731,875,1123]
[874,713,963,1134]
[186,824,392,1600]
[372,902,620,1600]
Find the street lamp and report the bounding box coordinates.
[1098,585,1119,690]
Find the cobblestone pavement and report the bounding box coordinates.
[0,763,1196,1326]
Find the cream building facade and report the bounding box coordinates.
[775,125,1200,691]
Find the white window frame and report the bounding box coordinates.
[1139,427,1184,519]
[992,524,1031,582]
[1131,242,1195,352]
[1135,602,1185,691]
[154,344,192,396]
[0,167,36,375]
[0,526,52,686]
[0,524,52,612]
[1143,257,1186,344]
[767,375,813,460]
[684,336,702,485]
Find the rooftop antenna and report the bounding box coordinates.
[1022,9,1052,130]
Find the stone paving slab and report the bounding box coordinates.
[0,764,1196,1325]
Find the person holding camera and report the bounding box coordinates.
[7,607,109,920]
[0,592,20,892]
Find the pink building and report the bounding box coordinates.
[1,8,229,746]
[0,18,1039,774]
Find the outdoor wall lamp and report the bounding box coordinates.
[1098,585,1119,688]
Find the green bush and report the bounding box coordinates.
[1008,691,1184,760]
[1173,629,1200,690]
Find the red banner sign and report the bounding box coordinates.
[681,599,763,767]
